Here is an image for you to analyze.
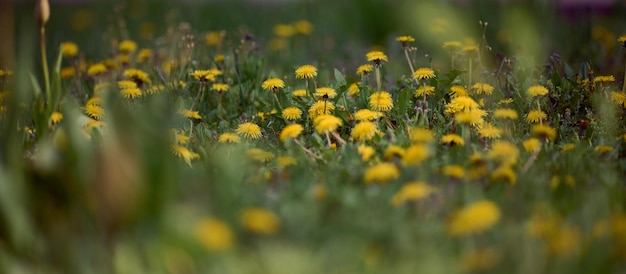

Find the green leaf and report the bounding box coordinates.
[334,68,346,87]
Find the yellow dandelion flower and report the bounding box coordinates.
[447,200,501,236]
[347,82,360,96]
[523,138,541,152]
[311,184,327,201]
[213,54,226,63]
[293,20,313,35]
[402,144,429,166]
[410,127,434,143]
[172,145,199,163]
[449,85,468,98]
[442,41,462,49]
[314,87,337,99]
[412,67,436,81]
[246,148,275,163]
[491,165,517,185]
[86,97,102,107]
[83,104,104,120]
[478,123,502,139]
[295,64,317,79]
[218,132,240,144]
[445,96,479,114]
[60,42,79,58]
[531,124,557,141]
[561,143,575,152]
[50,111,63,124]
[366,50,388,63]
[121,87,142,99]
[87,63,107,76]
[241,208,280,235]
[494,108,519,120]
[262,78,285,91]
[415,85,435,98]
[358,144,376,161]
[351,121,378,141]
[441,134,465,147]
[594,75,615,83]
[472,82,494,95]
[595,145,613,153]
[195,218,235,251]
[455,109,486,127]
[356,64,374,76]
[136,48,152,63]
[369,91,394,112]
[610,91,626,108]
[396,35,415,44]
[498,98,514,105]
[618,35,626,46]
[145,85,165,95]
[123,68,150,85]
[273,23,295,37]
[60,67,76,79]
[314,114,342,134]
[280,124,303,142]
[118,80,137,89]
[206,31,225,46]
[527,85,549,97]
[236,122,262,139]
[191,70,216,82]
[277,156,297,168]
[118,40,137,53]
[211,83,229,93]
[443,165,465,179]
[281,107,302,121]
[284,89,302,98]
[175,132,190,145]
[364,162,400,185]
[488,141,519,165]
[308,100,335,119]
[354,109,382,121]
[390,181,436,207]
[526,110,547,123]
[180,109,201,119]
[380,146,403,161]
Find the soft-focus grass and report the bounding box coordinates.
[1,0,626,273]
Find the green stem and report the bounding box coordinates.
[375,67,381,91]
[40,26,50,103]
[622,59,626,93]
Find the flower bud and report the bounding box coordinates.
[34,0,50,27]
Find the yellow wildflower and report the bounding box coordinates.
[240,208,280,235]
[236,122,262,139]
[364,162,400,185]
[295,65,317,79]
[218,132,240,144]
[412,67,436,81]
[390,181,436,207]
[279,124,303,142]
[369,91,394,112]
[447,200,501,236]
[351,121,378,141]
[195,218,234,251]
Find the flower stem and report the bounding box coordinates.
[403,48,415,75]
[537,100,542,125]
[190,82,205,110]
[375,67,381,91]
[40,26,50,102]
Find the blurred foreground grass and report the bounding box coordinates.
[1,0,626,273]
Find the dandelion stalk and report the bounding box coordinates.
[375,66,382,91]
[403,48,416,76]
[331,131,347,146]
[536,100,542,125]
[36,0,51,101]
[294,139,325,162]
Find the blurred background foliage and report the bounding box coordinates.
[1,0,626,273]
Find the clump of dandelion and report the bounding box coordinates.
[356,64,374,77]
[369,91,393,112]
[442,165,465,180]
[531,124,557,141]
[351,121,379,142]
[526,110,547,124]
[472,82,494,95]
[240,208,280,235]
[195,218,235,252]
[364,162,400,185]
[447,200,501,236]
[366,50,388,90]
[280,124,303,142]
[415,85,435,98]
[441,133,465,147]
[401,144,429,166]
[282,107,302,121]
[308,100,335,119]
[449,85,468,98]
[491,165,516,185]
[218,132,240,144]
[314,87,337,99]
[358,144,376,161]
[410,127,434,143]
[295,64,317,79]
[494,108,518,120]
[390,181,436,207]
[347,82,360,96]
[236,122,262,139]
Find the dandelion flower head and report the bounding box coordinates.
[295,64,317,79]
[236,122,262,139]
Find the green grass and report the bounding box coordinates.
[1,1,626,273]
